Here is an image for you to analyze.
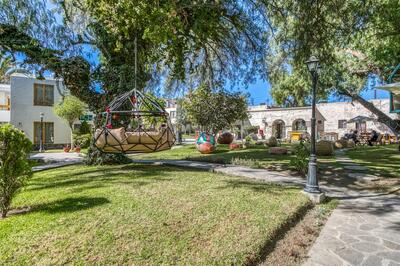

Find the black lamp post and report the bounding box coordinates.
[304,56,321,194]
[39,112,44,153]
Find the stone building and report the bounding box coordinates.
[247,99,398,140]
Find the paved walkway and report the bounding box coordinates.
[305,150,400,266]
[133,154,400,266]
[30,152,84,172]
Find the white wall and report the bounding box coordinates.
[10,74,71,144]
[0,84,10,123]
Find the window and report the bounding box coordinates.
[79,114,94,121]
[293,119,307,131]
[390,94,400,112]
[338,120,347,129]
[33,122,54,144]
[170,111,176,118]
[34,84,54,106]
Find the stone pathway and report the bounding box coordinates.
[305,150,400,266]
[30,152,84,172]
[131,159,306,187]
[133,155,400,266]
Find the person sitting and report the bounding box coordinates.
[368,130,379,146]
[350,130,360,145]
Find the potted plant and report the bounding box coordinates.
[74,145,81,153]
[63,145,71,153]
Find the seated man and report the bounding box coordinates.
[350,130,360,145]
[368,130,379,146]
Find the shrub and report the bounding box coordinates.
[245,125,259,134]
[0,124,32,218]
[84,143,131,165]
[74,133,92,148]
[79,120,91,135]
[290,140,310,176]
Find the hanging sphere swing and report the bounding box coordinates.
[94,89,175,154]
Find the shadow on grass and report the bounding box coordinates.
[28,164,189,193]
[219,179,300,193]
[32,196,110,214]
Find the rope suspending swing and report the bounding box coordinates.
[94,36,175,154]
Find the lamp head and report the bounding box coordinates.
[306,56,320,73]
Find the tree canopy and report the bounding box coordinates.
[181,85,248,134]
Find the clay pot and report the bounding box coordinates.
[63,146,71,153]
[316,140,334,156]
[266,136,278,147]
[229,143,241,150]
[75,146,81,153]
[269,147,288,155]
[217,132,234,144]
[196,142,216,154]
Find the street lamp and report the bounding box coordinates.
[39,112,44,153]
[304,56,322,196]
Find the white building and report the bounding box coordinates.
[0,84,11,124]
[0,74,92,148]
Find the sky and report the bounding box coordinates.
[243,75,390,106]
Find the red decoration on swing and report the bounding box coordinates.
[105,106,110,113]
[106,123,113,129]
[131,96,137,104]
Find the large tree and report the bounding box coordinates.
[181,85,248,134]
[0,0,267,162]
[263,0,400,134]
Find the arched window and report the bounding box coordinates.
[293,119,307,131]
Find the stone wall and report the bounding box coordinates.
[247,99,397,139]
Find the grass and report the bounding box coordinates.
[0,164,310,265]
[134,144,335,173]
[134,144,296,169]
[346,144,400,178]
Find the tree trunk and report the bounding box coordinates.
[350,94,400,135]
[69,124,74,149]
[1,209,6,218]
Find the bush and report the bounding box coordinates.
[84,143,131,165]
[74,133,92,148]
[79,120,91,135]
[0,124,32,218]
[245,125,259,134]
[290,140,310,176]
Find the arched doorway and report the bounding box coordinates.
[292,119,307,131]
[272,120,286,139]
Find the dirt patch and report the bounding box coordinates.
[1,206,32,218]
[259,202,336,266]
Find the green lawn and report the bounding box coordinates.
[0,164,309,265]
[346,144,400,178]
[134,144,296,169]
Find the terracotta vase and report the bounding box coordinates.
[217,132,234,144]
[196,142,216,154]
[229,143,241,150]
